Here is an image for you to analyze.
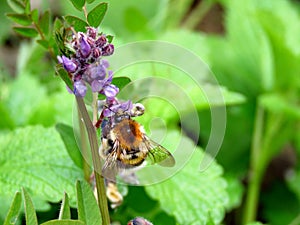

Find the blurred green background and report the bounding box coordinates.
[1,0,300,224]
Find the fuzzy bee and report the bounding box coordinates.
[99,104,175,182]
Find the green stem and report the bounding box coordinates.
[76,97,110,225]
[182,0,215,30]
[77,105,91,182]
[242,105,265,224]
[243,105,284,224]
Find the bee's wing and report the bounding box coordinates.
[101,150,120,182]
[146,138,175,167]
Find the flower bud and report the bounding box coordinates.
[87,27,97,39]
[102,44,114,56]
[95,35,107,47]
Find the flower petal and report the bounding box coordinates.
[74,80,87,97]
[104,84,119,98]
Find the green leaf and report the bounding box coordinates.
[86,0,96,3]
[3,74,46,126]
[263,181,300,225]
[0,102,15,130]
[39,10,51,37]
[56,65,73,91]
[22,188,38,225]
[7,0,25,13]
[36,39,49,49]
[223,174,244,211]
[87,3,107,27]
[144,131,228,225]
[0,126,83,207]
[41,220,84,225]
[30,9,38,24]
[246,223,264,225]
[56,123,83,169]
[23,0,30,14]
[59,193,71,220]
[3,192,22,225]
[6,13,31,26]
[65,15,88,32]
[13,27,38,37]
[259,94,300,119]
[112,77,131,91]
[106,35,113,43]
[69,0,85,11]
[76,180,102,225]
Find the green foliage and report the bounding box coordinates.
[41,220,85,225]
[69,0,85,11]
[111,76,131,91]
[144,131,228,225]
[3,182,102,225]
[23,188,38,225]
[76,180,102,225]
[261,181,300,225]
[0,126,83,207]
[3,192,22,225]
[3,0,300,224]
[7,0,28,13]
[39,10,51,37]
[59,193,71,220]
[13,27,38,37]
[87,3,108,28]
[6,13,31,25]
[1,74,73,127]
[64,16,88,32]
[56,123,83,169]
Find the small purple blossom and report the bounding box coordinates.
[57,55,77,72]
[85,63,107,81]
[103,84,119,99]
[74,80,87,97]
[102,100,133,118]
[80,36,91,57]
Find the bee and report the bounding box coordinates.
[99,104,175,182]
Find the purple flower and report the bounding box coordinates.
[80,36,91,57]
[57,26,115,98]
[103,84,119,99]
[74,80,87,97]
[85,63,107,81]
[91,77,119,98]
[102,100,133,117]
[58,55,77,72]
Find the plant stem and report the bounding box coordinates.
[182,0,215,30]
[76,96,110,225]
[77,105,91,182]
[242,105,265,224]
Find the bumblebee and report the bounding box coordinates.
[99,106,175,182]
